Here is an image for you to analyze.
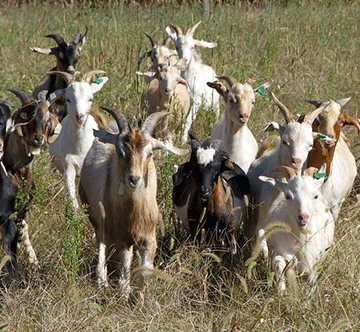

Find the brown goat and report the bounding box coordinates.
[79,108,187,294]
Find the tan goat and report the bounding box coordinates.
[79,109,187,294]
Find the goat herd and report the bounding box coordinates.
[0,21,359,296]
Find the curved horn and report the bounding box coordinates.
[82,70,106,84]
[46,34,66,46]
[8,89,32,104]
[303,101,330,125]
[49,71,76,85]
[217,75,239,87]
[303,166,319,178]
[144,33,158,47]
[162,36,172,48]
[271,166,297,180]
[169,23,183,36]
[100,106,131,134]
[141,111,170,135]
[271,92,296,123]
[305,99,323,109]
[186,21,201,36]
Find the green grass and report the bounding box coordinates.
[0,1,360,331]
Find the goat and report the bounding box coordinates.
[258,165,334,291]
[166,21,220,143]
[79,108,188,293]
[139,59,190,143]
[304,98,360,220]
[172,132,250,254]
[246,93,330,258]
[0,101,19,280]
[48,70,108,209]
[139,33,178,84]
[29,27,88,122]
[208,76,273,173]
[4,89,62,268]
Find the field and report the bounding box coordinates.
[0,1,360,331]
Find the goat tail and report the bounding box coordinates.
[256,135,280,159]
[90,107,108,130]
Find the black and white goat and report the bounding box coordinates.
[172,133,250,253]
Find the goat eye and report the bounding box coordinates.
[282,140,289,146]
[89,99,93,103]
[285,194,292,200]
[314,195,318,200]
[66,99,71,103]
[147,152,153,158]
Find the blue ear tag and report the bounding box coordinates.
[94,78,103,84]
[317,133,328,141]
[314,172,328,180]
[255,86,266,96]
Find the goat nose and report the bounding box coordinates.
[292,158,302,168]
[34,135,44,145]
[165,88,172,95]
[77,114,85,124]
[201,186,211,199]
[129,175,141,188]
[240,114,249,121]
[298,213,309,225]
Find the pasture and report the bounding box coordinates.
[0,0,360,330]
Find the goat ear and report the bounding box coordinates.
[207,81,227,98]
[194,39,217,49]
[93,129,118,145]
[262,122,286,136]
[312,132,336,145]
[90,77,109,94]
[47,116,62,144]
[340,113,360,137]
[175,58,187,71]
[28,47,53,55]
[254,79,273,98]
[259,176,287,192]
[151,138,189,155]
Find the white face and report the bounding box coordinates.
[174,35,194,64]
[284,175,321,230]
[66,82,93,125]
[280,122,314,170]
[158,66,183,98]
[227,83,255,124]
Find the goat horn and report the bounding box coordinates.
[141,111,170,135]
[303,166,319,178]
[162,36,171,48]
[271,166,297,180]
[336,97,351,108]
[82,70,106,84]
[144,33,158,47]
[49,71,76,85]
[169,23,183,36]
[8,89,32,104]
[271,92,296,124]
[303,101,330,125]
[305,99,323,109]
[186,21,201,37]
[46,34,66,46]
[100,106,131,134]
[217,76,238,87]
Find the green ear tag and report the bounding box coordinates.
[314,172,328,180]
[317,133,327,141]
[256,86,266,96]
[94,78,103,84]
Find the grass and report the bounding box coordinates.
[0,0,360,330]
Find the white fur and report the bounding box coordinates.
[196,147,216,166]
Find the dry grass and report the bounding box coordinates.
[0,1,359,330]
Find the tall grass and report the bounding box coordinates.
[0,1,359,330]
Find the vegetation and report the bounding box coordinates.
[0,0,359,330]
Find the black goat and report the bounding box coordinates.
[172,133,250,253]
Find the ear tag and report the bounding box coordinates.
[93,78,103,84]
[317,133,328,141]
[255,86,266,96]
[314,172,328,180]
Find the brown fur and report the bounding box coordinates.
[89,107,107,130]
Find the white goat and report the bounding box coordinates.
[166,21,219,143]
[49,70,108,209]
[246,93,330,257]
[258,165,334,291]
[208,76,273,173]
[79,109,187,294]
[139,59,190,143]
[305,98,360,220]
